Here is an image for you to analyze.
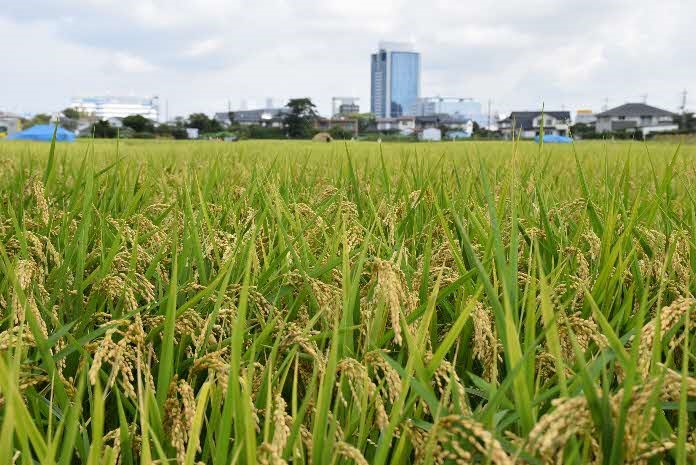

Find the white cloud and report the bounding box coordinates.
[1,0,694,117]
[183,38,223,57]
[112,52,159,73]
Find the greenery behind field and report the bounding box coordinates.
[0,139,694,465]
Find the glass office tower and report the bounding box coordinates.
[370,42,421,118]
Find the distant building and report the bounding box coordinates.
[214,108,289,128]
[0,112,22,138]
[412,97,486,126]
[594,103,678,136]
[106,117,124,128]
[70,96,159,121]
[448,130,472,140]
[371,41,421,118]
[419,127,442,141]
[498,111,571,139]
[186,128,199,139]
[332,97,360,116]
[375,116,417,134]
[314,117,358,135]
[415,115,474,132]
[575,109,597,126]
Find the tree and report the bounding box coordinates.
[676,112,695,132]
[154,123,188,140]
[570,122,597,140]
[284,98,318,139]
[92,120,118,138]
[328,125,353,140]
[351,113,375,133]
[122,115,155,133]
[21,114,52,129]
[188,113,222,134]
[62,108,81,120]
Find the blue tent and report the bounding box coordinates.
[7,124,75,142]
[534,134,573,144]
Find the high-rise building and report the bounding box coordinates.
[371,42,421,118]
[70,96,160,121]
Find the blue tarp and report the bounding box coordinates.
[7,124,75,142]
[534,134,573,144]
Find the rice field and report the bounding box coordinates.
[0,138,695,465]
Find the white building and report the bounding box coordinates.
[419,127,442,141]
[411,97,486,126]
[595,103,677,136]
[331,97,360,116]
[0,112,22,138]
[376,116,416,134]
[575,109,597,125]
[498,111,571,139]
[70,96,159,121]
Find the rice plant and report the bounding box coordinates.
[0,138,694,465]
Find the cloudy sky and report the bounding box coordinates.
[1,0,694,118]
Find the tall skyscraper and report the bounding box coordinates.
[370,42,421,118]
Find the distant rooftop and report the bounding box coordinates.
[72,96,159,104]
[378,41,415,52]
[595,103,676,118]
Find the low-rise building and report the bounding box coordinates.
[411,97,487,126]
[0,112,22,138]
[575,109,597,126]
[419,127,442,141]
[332,97,360,116]
[314,117,358,135]
[594,103,677,136]
[375,116,416,134]
[214,108,289,128]
[498,111,571,139]
[415,115,474,132]
[71,96,159,121]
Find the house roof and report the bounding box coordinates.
[595,103,676,118]
[499,111,570,130]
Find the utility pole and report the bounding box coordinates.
[487,99,492,129]
[680,89,688,129]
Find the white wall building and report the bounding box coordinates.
[419,127,442,141]
[376,116,416,134]
[70,96,160,121]
[595,103,677,136]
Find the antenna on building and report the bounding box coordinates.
[680,89,688,128]
[602,97,609,112]
[640,94,648,104]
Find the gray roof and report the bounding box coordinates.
[499,111,570,130]
[595,103,676,118]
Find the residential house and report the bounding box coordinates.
[575,109,597,126]
[498,111,571,139]
[419,127,442,141]
[314,117,358,135]
[376,116,416,135]
[0,112,22,138]
[214,108,289,128]
[594,103,677,136]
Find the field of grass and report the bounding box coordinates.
[0,138,695,465]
